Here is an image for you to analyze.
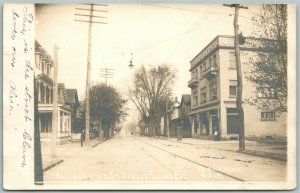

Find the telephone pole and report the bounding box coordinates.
[51,44,59,157]
[223,4,248,151]
[75,3,107,145]
[99,68,114,86]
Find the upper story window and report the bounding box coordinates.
[213,55,217,67]
[257,53,267,69]
[229,80,237,97]
[229,51,236,69]
[200,66,203,76]
[194,69,198,78]
[261,112,276,121]
[46,65,50,76]
[200,87,207,104]
[35,54,40,69]
[192,91,198,106]
[41,60,46,74]
[210,82,217,100]
[203,62,206,72]
[258,53,266,63]
[209,58,212,68]
[258,87,277,99]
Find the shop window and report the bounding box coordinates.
[226,108,239,134]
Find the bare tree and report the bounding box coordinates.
[245,4,287,114]
[128,65,176,136]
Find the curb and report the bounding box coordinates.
[43,159,64,172]
[238,150,287,162]
[162,138,286,162]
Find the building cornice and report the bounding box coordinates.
[190,100,220,113]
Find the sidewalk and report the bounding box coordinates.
[165,137,287,162]
[41,138,104,172]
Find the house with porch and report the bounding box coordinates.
[35,40,73,144]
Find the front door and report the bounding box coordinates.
[211,114,219,133]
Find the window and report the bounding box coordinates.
[200,66,202,76]
[194,69,198,78]
[261,112,276,121]
[35,54,40,69]
[258,53,266,63]
[210,82,217,100]
[37,81,40,102]
[203,62,206,72]
[257,54,267,69]
[229,80,237,97]
[46,65,50,76]
[213,55,217,67]
[229,86,237,96]
[229,52,236,69]
[200,87,207,104]
[209,58,212,68]
[192,91,198,106]
[40,83,45,103]
[41,60,45,73]
[258,87,277,99]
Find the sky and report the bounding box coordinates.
[35,3,260,122]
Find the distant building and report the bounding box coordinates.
[169,97,181,137]
[163,95,192,138]
[179,94,192,138]
[188,35,286,141]
[65,89,80,133]
[35,41,75,144]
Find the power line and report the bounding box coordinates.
[99,68,114,86]
[141,3,285,28]
[142,3,231,16]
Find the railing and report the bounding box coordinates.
[188,77,199,88]
[203,66,218,79]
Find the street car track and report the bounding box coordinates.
[136,138,245,182]
[133,141,187,181]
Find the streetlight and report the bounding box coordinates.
[128,53,134,69]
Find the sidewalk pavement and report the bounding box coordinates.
[165,137,287,162]
[41,138,104,172]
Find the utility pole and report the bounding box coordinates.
[75,4,107,145]
[99,68,114,86]
[51,44,59,157]
[223,4,248,151]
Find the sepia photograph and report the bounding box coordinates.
[2,3,296,190]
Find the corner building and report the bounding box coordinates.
[188,35,286,140]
